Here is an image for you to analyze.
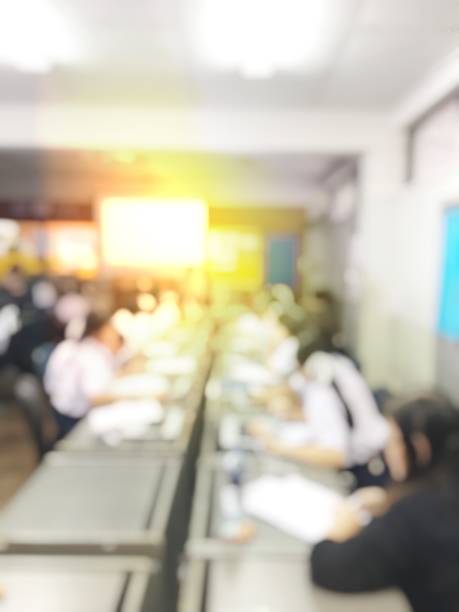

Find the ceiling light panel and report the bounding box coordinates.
[194,0,352,79]
[0,0,79,73]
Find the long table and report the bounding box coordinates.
[0,555,155,612]
[180,555,410,612]
[180,453,410,612]
[188,453,345,552]
[179,344,410,612]
[56,352,212,459]
[0,322,214,612]
[0,452,180,557]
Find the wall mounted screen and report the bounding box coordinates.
[100,198,208,270]
[438,207,459,339]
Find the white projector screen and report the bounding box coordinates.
[99,198,208,270]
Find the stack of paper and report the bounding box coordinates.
[277,423,314,447]
[144,342,177,358]
[88,399,164,439]
[147,356,196,376]
[111,374,170,398]
[225,362,274,386]
[160,407,185,441]
[242,474,342,543]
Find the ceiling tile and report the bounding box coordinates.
[360,0,459,29]
[325,29,459,107]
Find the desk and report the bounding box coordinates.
[179,555,410,612]
[0,555,155,612]
[0,453,180,557]
[57,404,192,458]
[182,453,409,612]
[189,453,346,554]
[57,353,211,459]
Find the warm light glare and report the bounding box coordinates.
[46,223,98,275]
[100,198,208,269]
[208,228,264,289]
[195,0,336,78]
[0,0,78,73]
[137,293,157,313]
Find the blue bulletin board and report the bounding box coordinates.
[266,235,298,288]
[438,208,459,339]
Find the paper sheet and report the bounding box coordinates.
[147,356,196,376]
[242,474,342,543]
[225,362,274,385]
[277,422,314,447]
[88,399,164,437]
[111,374,170,398]
[160,406,185,441]
[144,342,177,358]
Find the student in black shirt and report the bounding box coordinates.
[311,393,459,612]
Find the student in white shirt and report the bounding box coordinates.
[250,333,389,487]
[267,313,304,378]
[44,312,124,438]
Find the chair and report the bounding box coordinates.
[13,374,57,461]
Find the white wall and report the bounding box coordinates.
[374,174,459,393]
[354,53,459,392]
[0,105,394,152]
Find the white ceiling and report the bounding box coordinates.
[1,0,459,110]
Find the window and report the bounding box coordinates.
[409,94,459,183]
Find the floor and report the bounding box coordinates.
[0,402,38,508]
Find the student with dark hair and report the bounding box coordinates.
[311,393,459,612]
[267,312,306,378]
[250,330,388,486]
[7,278,62,376]
[0,265,30,310]
[44,311,124,438]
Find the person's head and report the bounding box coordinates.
[3,265,27,297]
[384,393,459,483]
[278,310,306,338]
[31,280,58,311]
[297,329,334,367]
[314,289,336,306]
[82,312,123,354]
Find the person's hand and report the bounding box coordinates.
[350,487,388,518]
[246,419,274,444]
[248,387,269,404]
[264,437,288,456]
[266,395,292,418]
[326,500,362,542]
[118,356,147,375]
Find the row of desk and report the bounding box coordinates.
[0,322,213,612]
[177,341,410,612]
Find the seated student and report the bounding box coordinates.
[311,393,459,612]
[44,312,124,438]
[249,333,388,485]
[0,265,30,310]
[8,278,63,376]
[267,313,306,378]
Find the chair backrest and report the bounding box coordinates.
[14,374,56,461]
[30,341,57,381]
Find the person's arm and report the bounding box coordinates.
[80,352,118,408]
[249,384,303,420]
[247,422,346,469]
[311,501,412,593]
[266,438,346,469]
[250,384,349,468]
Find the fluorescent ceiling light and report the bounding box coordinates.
[195,0,338,79]
[0,0,79,73]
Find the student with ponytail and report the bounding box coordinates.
[311,392,459,612]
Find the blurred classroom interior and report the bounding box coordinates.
[2,2,459,612]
